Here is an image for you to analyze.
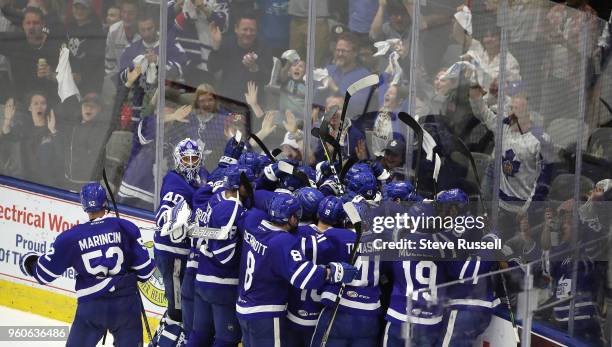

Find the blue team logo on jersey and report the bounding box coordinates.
[502,149,521,177]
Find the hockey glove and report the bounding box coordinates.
[326,262,358,284]
[20,252,39,277]
[368,160,391,181]
[160,200,192,243]
[219,137,246,166]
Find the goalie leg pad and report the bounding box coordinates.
[156,254,186,322]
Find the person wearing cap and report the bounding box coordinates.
[65,0,105,95]
[379,137,405,172]
[60,92,109,191]
[280,129,304,162]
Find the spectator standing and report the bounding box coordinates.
[0,7,61,105]
[288,0,329,67]
[65,0,105,95]
[105,0,139,77]
[173,0,229,87]
[104,5,120,32]
[256,0,290,56]
[369,0,411,41]
[348,0,378,44]
[60,93,109,191]
[119,13,187,82]
[469,86,553,240]
[1,0,64,39]
[318,32,374,120]
[208,12,273,105]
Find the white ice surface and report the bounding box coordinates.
[0,306,114,347]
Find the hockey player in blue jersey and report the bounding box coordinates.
[286,187,327,346]
[310,195,383,347]
[19,182,155,347]
[381,202,454,347]
[152,138,208,347]
[188,165,256,347]
[237,194,358,347]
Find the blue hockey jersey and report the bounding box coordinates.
[195,190,246,288]
[384,230,459,326]
[446,256,500,312]
[154,170,203,258]
[286,224,325,328]
[236,220,329,320]
[32,214,155,302]
[313,227,382,316]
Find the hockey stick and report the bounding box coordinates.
[277,161,312,188]
[250,133,277,163]
[271,148,282,158]
[339,157,359,182]
[311,127,345,195]
[499,268,520,344]
[319,202,364,347]
[334,74,380,160]
[101,169,153,343]
[398,112,424,192]
[316,105,343,167]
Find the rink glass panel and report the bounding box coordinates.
[0,0,610,343]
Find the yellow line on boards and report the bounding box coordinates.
[0,279,159,342]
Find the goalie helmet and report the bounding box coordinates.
[268,194,302,224]
[295,187,325,220]
[317,195,346,225]
[80,182,107,213]
[174,138,202,184]
[224,164,255,190]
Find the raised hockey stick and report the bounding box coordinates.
[311,127,345,196]
[319,202,364,347]
[316,105,343,166]
[334,74,380,160]
[250,133,277,163]
[398,112,424,192]
[101,168,153,343]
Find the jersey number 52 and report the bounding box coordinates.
[82,246,125,276]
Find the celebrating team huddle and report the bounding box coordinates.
[18,134,568,347]
[141,135,504,347]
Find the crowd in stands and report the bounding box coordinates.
[0,0,611,342]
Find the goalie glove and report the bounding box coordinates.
[160,200,192,243]
[20,252,39,277]
[326,262,358,284]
